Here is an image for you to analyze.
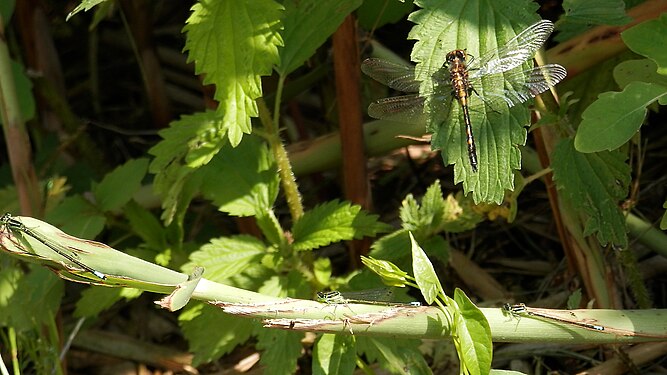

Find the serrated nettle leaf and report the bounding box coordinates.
[368,229,412,262]
[420,180,446,224]
[256,211,284,246]
[183,0,283,146]
[182,235,266,282]
[357,337,430,375]
[360,256,409,287]
[575,82,667,153]
[552,140,630,247]
[180,304,255,365]
[408,0,542,204]
[278,0,361,75]
[621,14,667,75]
[313,334,356,375]
[149,111,225,173]
[453,288,492,375]
[256,329,303,375]
[66,0,107,21]
[409,232,444,304]
[200,135,279,217]
[291,200,391,251]
[93,158,148,212]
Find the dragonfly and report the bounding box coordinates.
[361,20,567,172]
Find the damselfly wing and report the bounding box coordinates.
[361,20,567,172]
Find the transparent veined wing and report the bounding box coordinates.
[470,20,556,78]
[361,58,422,93]
[366,94,429,122]
[470,64,567,109]
[362,58,455,121]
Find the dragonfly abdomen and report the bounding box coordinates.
[447,49,478,172]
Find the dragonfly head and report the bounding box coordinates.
[445,49,467,65]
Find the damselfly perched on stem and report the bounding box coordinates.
[0,213,106,280]
[503,303,605,332]
[317,289,421,307]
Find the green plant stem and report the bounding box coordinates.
[257,77,304,220]
[0,14,42,216]
[8,327,19,375]
[626,212,667,258]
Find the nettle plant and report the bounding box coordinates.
[3,0,666,373]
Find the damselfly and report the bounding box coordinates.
[0,213,106,280]
[362,20,567,172]
[503,303,605,332]
[317,289,421,307]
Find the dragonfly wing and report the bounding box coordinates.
[474,64,567,108]
[367,94,428,121]
[470,20,555,78]
[361,58,421,93]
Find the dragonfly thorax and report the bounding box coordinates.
[446,49,471,101]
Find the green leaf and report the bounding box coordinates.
[46,196,106,239]
[613,59,667,89]
[123,200,168,251]
[313,334,357,375]
[400,180,445,234]
[357,0,414,30]
[180,304,256,365]
[182,235,266,282]
[369,229,412,263]
[357,337,430,375]
[575,82,667,153]
[453,288,492,375]
[256,211,284,246]
[4,60,35,124]
[621,14,667,75]
[149,111,226,172]
[0,0,15,21]
[661,199,667,230]
[409,0,539,203]
[551,139,630,247]
[200,135,279,217]
[292,200,391,251]
[256,329,304,375]
[555,0,630,41]
[183,0,283,145]
[409,232,444,304]
[558,53,630,128]
[0,268,62,331]
[66,0,108,20]
[75,286,141,318]
[278,0,361,75]
[148,111,223,224]
[360,256,410,288]
[93,158,148,212]
[313,257,332,286]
